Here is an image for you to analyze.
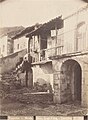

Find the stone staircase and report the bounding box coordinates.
[0,69,22,101]
[1,69,19,92]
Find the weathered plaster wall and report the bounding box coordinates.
[32,62,54,90]
[0,36,8,57]
[14,36,28,53]
[63,6,88,54]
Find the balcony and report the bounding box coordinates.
[31,45,63,65]
[40,45,64,61]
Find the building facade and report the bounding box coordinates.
[13,24,40,53]
[0,26,24,58]
[26,5,88,107]
[26,16,63,92]
[13,36,28,53]
[0,35,13,58]
[52,5,88,106]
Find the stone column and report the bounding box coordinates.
[53,71,61,103]
[52,60,62,103]
[82,61,88,107]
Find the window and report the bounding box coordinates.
[2,45,5,52]
[0,48,1,54]
[24,42,25,47]
[17,44,19,49]
[51,30,56,37]
[76,21,86,51]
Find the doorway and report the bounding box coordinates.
[60,59,82,103]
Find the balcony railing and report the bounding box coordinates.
[40,45,64,61]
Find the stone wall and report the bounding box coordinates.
[52,54,88,107]
[0,49,27,74]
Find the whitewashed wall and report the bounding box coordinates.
[0,36,8,57]
[77,7,88,51]
[14,36,28,53]
[63,14,77,54]
[32,63,54,90]
[63,6,88,54]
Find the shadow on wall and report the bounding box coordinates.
[40,62,53,74]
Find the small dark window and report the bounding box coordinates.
[2,45,5,52]
[0,48,1,54]
[17,44,19,49]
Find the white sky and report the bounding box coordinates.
[0,0,87,27]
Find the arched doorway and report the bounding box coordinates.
[60,59,82,103]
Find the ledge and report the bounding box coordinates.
[49,51,88,60]
[31,60,52,65]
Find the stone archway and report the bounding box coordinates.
[60,59,82,103]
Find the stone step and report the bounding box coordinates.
[3,92,53,104]
[2,77,16,80]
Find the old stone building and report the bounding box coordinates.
[0,35,9,57]
[12,24,40,53]
[52,5,88,106]
[26,16,63,91]
[26,5,88,107]
[0,26,24,58]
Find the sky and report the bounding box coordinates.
[0,0,87,27]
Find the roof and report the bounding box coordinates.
[0,26,24,38]
[26,16,63,37]
[12,23,41,40]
